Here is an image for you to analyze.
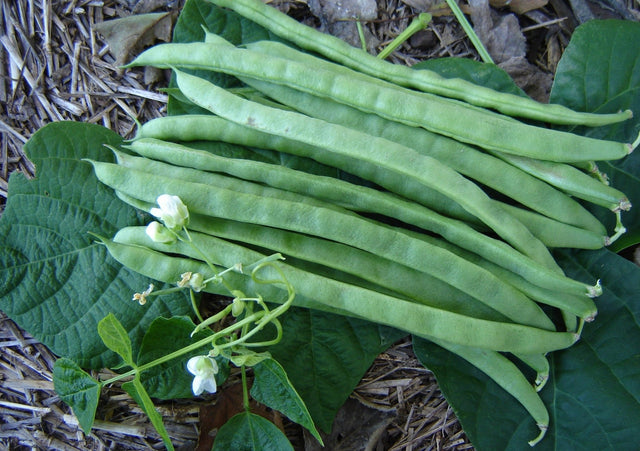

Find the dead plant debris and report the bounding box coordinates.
[1,0,638,449]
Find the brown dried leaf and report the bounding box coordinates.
[469,0,526,64]
[490,0,549,15]
[94,11,175,67]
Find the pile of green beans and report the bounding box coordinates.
[92,4,638,445]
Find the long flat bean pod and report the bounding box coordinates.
[108,228,578,354]
[208,0,631,127]
[403,226,598,320]
[239,72,606,235]
[502,204,607,249]
[169,69,562,268]
[91,160,559,329]
[493,152,631,212]
[135,115,481,224]
[427,337,549,446]
[113,199,510,323]
[124,137,601,297]
[126,43,633,162]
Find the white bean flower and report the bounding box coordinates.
[150,194,189,231]
[187,355,219,396]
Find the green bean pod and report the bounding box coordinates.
[169,69,562,269]
[113,201,511,323]
[238,71,606,235]
[516,353,550,391]
[125,42,632,162]
[503,204,607,250]
[406,227,598,320]
[134,115,481,224]
[107,229,579,354]
[493,152,631,212]
[208,0,631,128]
[122,137,601,297]
[89,160,558,329]
[428,337,549,446]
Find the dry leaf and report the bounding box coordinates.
[469,0,527,64]
[94,11,175,67]
[490,0,549,15]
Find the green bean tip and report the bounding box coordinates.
[527,424,548,447]
[534,374,549,392]
[587,280,602,298]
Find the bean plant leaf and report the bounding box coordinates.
[264,307,406,432]
[414,248,640,450]
[136,316,229,399]
[0,122,193,369]
[122,378,175,451]
[52,357,101,435]
[549,20,640,250]
[212,411,294,451]
[251,357,323,444]
[97,313,134,366]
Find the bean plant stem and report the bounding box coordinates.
[377,13,432,60]
[444,0,493,63]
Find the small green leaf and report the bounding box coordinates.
[53,358,101,435]
[122,377,175,451]
[212,411,294,451]
[229,349,271,367]
[251,357,323,444]
[98,313,134,366]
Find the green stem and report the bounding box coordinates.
[241,366,250,411]
[356,20,367,52]
[102,309,269,386]
[377,13,432,60]
[444,0,493,64]
[190,289,204,323]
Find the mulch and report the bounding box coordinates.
[1,0,638,449]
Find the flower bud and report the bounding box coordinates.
[145,221,176,244]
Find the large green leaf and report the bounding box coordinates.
[0,122,193,368]
[550,20,640,144]
[550,20,640,249]
[409,19,640,450]
[414,248,640,450]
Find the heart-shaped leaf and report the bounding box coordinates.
[0,122,193,368]
[52,357,101,434]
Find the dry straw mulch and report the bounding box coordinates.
[2,0,637,449]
